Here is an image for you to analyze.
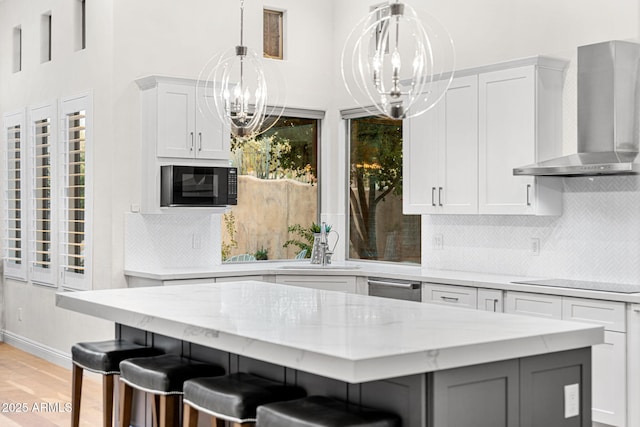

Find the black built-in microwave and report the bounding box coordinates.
[160,165,238,207]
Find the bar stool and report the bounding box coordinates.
[182,372,306,427]
[256,395,401,427]
[71,339,163,427]
[119,354,225,427]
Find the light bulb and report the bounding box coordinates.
[391,49,401,74]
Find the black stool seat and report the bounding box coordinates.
[71,339,162,374]
[119,354,225,394]
[257,395,401,427]
[183,372,306,423]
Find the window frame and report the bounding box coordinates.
[3,109,28,280]
[263,8,284,60]
[59,92,92,290]
[29,102,58,286]
[224,107,324,261]
[342,107,420,264]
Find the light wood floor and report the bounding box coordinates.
[0,343,103,427]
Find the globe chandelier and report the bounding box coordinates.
[342,0,455,119]
[198,0,285,140]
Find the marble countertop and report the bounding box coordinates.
[125,261,640,303]
[57,281,603,383]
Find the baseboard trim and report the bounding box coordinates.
[2,330,72,369]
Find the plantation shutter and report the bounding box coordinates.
[59,92,91,290]
[30,103,57,285]
[3,111,27,280]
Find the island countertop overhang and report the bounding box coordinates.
[56,281,603,383]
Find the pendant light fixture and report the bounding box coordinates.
[198,0,284,140]
[342,0,455,119]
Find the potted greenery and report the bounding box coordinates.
[255,247,268,261]
[283,222,332,260]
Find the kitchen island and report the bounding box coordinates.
[57,281,602,427]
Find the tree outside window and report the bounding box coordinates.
[349,116,420,263]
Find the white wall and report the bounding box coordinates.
[1,0,640,360]
[0,0,116,358]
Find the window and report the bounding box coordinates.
[29,103,56,285]
[40,12,52,62]
[3,95,91,288]
[263,9,283,60]
[3,111,27,279]
[75,0,86,51]
[13,26,22,73]
[223,112,322,261]
[347,115,421,263]
[59,93,92,289]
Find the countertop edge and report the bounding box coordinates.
[124,263,640,303]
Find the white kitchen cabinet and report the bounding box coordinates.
[137,76,230,161]
[403,57,566,216]
[563,297,626,426]
[477,288,503,312]
[562,297,626,333]
[403,76,478,214]
[504,291,562,319]
[592,331,626,427]
[478,62,565,215]
[422,283,477,309]
[507,293,627,426]
[275,275,357,293]
[136,76,232,213]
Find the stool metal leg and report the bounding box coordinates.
[71,364,83,427]
[119,381,133,427]
[103,375,114,427]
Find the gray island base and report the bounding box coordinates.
[56,281,602,427]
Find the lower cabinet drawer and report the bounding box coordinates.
[504,291,562,319]
[562,297,626,332]
[422,283,477,309]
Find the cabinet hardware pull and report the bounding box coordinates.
[441,296,459,303]
[431,187,436,206]
[190,132,194,151]
[526,184,531,206]
[368,280,420,289]
[438,187,443,207]
[198,132,203,151]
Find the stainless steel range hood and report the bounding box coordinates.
[513,40,640,176]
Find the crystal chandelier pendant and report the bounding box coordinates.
[198,0,285,140]
[342,0,455,119]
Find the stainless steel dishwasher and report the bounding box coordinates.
[367,277,422,302]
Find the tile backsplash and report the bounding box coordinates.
[423,176,640,284]
[125,213,221,270]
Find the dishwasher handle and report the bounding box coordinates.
[367,279,420,290]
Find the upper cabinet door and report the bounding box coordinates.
[157,83,196,158]
[403,84,441,214]
[195,89,230,160]
[478,66,536,215]
[439,75,478,214]
[153,79,230,160]
[478,63,564,216]
[403,76,478,215]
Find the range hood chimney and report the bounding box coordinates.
[514,40,640,176]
